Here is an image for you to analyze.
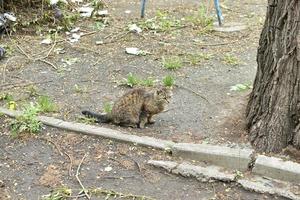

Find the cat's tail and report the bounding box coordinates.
[82,110,111,123]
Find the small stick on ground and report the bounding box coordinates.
[176,84,210,103]
[76,154,90,200]
[1,56,14,84]
[15,39,58,70]
[64,152,74,176]
[0,80,53,90]
[41,137,64,156]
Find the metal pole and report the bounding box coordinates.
[214,0,223,26]
[141,0,147,18]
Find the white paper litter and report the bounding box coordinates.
[125,48,148,56]
[125,48,140,55]
[97,10,108,16]
[68,33,81,43]
[40,38,52,45]
[128,24,142,33]
[79,6,94,17]
[3,13,16,22]
[49,0,67,5]
[104,166,112,172]
[70,27,80,33]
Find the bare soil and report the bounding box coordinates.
[0,0,291,199]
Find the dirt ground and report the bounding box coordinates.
[0,0,291,199]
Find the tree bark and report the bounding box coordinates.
[246,0,300,152]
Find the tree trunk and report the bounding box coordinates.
[246,0,300,153]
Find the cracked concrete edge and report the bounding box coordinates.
[1,107,300,185]
[147,160,236,182]
[237,177,300,200]
[148,160,300,200]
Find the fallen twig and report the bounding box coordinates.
[41,137,63,156]
[1,56,14,84]
[14,36,59,70]
[175,84,209,103]
[75,154,90,200]
[90,188,156,200]
[36,58,58,70]
[0,80,53,90]
[64,152,74,177]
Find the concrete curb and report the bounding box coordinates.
[1,107,300,185]
[253,155,300,184]
[0,107,175,150]
[172,143,253,171]
[148,160,300,200]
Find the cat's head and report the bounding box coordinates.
[155,86,172,104]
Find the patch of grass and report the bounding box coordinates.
[139,10,182,32]
[140,77,155,87]
[186,3,213,35]
[123,73,156,88]
[125,73,140,87]
[74,84,87,94]
[185,53,213,65]
[37,95,58,113]
[90,188,155,200]
[162,56,183,70]
[223,54,240,66]
[41,187,72,200]
[10,103,42,137]
[93,21,105,30]
[0,93,13,102]
[162,75,175,87]
[103,102,113,114]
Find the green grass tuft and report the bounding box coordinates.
[10,103,42,137]
[223,54,240,66]
[162,75,175,87]
[162,56,183,70]
[37,95,58,113]
[140,78,155,87]
[126,73,140,87]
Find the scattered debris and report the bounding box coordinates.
[62,58,78,65]
[97,10,109,16]
[0,13,17,34]
[128,24,142,33]
[125,10,132,14]
[95,40,104,45]
[70,27,80,33]
[104,166,112,172]
[41,38,53,45]
[230,83,252,91]
[3,13,16,22]
[68,33,82,43]
[125,47,148,56]
[79,6,94,17]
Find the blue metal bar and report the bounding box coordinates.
[214,0,223,26]
[141,0,146,18]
